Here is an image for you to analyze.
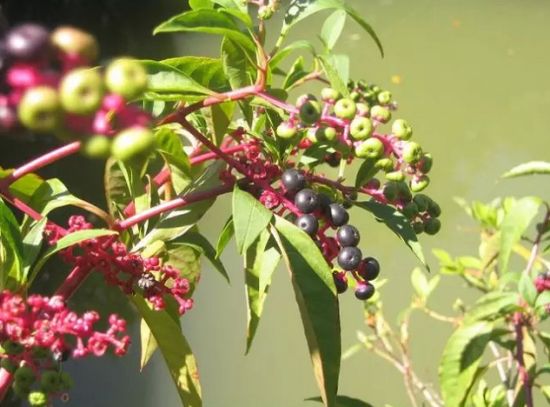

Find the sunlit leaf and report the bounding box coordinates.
[0,198,23,290]
[464,292,520,324]
[321,10,346,50]
[501,161,550,179]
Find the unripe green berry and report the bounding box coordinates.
[276,122,297,139]
[413,194,430,212]
[83,135,111,159]
[59,371,74,390]
[334,98,357,119]
[375,158,394,172]
[18,86,62,133]
[427,201,442,218]
[392,119,413,140]
[111,126,155,162]
[370,105,391,123]
[258,5,274,19]
[2,340,23,355]
[321,87,340,102]
[355,137,384,159]
[13,381,31,398]
[385,170,405,181]
[402,141,423,164]
[402,202,419,220]
[298,100,321,125]
[412,221,424,234]
[28,390,47,407]
[349,91,360,102]
[105,58,148,100]
[59,68,104,115]
[410,175,430,192]
[382,181,398,202]
[349,116,373,140]
[424,218,441,235]
[51,26,99,62]
[40,370,61,393]
[0,358,17,373]
[316,126,337,142]
[417,153,433,173]
[14,366,35,387]
[296,93,317,107]
[377,90,392,105]
[396,181,413,202]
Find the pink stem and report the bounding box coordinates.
[55,265,93,299]
[116,183,234,230]
[190,144,251,166]
[256,91,298,114]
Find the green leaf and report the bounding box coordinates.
[211,0,247,13]
[0,198,24,290]
[321,10,347,50]
[174,232,230,282]
[283,56,309,90]
[272,216,340,407]
[269,40,315,71]
[132,295,202,407]
[155,125,192,193]
[232,186,273,254]
[244,230,281,353]
[439,322,497,407]
[162,57,228,92]
[317,54,348,96]
[221,37,254,121]
[189,0,213,10]
[343,4,384,57]
[535,290,550,310]
[21,218,47,282]
[164,241,202,295]
[410,267,439,301]
[154,9,255,53]
[306,395,374,407]
[501,161,550,179]
[354,159,377,188]
[104,158,132,217]
[140,318,159,370]
[140,60,212,98]
[210,102,235,145]
[519,273,537,306]
[464,292,520,324]
[355,201,428,269]
[30,229,117,284]
[8,173,44,203]
[216,216,234,258]
[498,197,541,274]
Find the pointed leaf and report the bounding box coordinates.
[216,216,234,258]
[272,216,340,407]
[132,295,202,407]
[141,60,212,98]
[464,292,520,324]
[306,395,374,407]
[140,319,159,370]
[321,10,347,50]
[21,218,47,281]
[501,161,550,179]
[269,40,315,71]
[162,57,228,92]
[232,186,272,254]
[0,198,24,290]
[519,273,537,306]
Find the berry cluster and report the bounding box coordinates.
[0,23,154,160]
[535,271,550,293]
[0,290,129,406]
[45,216,193,315]
[281,168,380,301]
[274,83,441,234]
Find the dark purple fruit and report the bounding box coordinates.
[355,282,375,300]
[336,225,360,247]
[328,203,349,226]
[294,188,319,213]
[332,271,348,294]
[5,24,50,61]
[358,257,380,281]
[295,214,319,236]
[337,246,362,270]
[281,169,306,193]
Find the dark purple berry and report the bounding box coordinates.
[318,193,332,215]
[358,257,380,281]
[355,282,375,300]
[337,246,362,270]
[336,225,360,247]
[294,188,319,213]
[328,203,349,226]
[295,214,319,236]
[5,24,50,61]
[325,152,341,167]
[281,169,306,193]
[332,272,348,294]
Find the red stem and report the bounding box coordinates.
[514,314,533,407]
[55,265,93,298]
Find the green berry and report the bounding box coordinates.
[83,135,111,159]
[349,91,361,102]
[402,202,419,219]
[14,366,35,387]
[392,119,413,140]
[334,98,357,119]
[60,68,104,115]
[385,170,405,181]
[30,347,49,359]
[13,381,31,398]
[375,158,394,172]
[417,153,433,173]
[59,371,74,390]
[356,103,369,117]
[413,194,430,212]
[316,126,337,142]
[377,90,392,105]
[382,181,398,202]
[427,200,442,218]
[298,100,321,125]
[2,340,23,355]
[40,370,61,393]
[51,26,99,62]
[18,86,62,132]
[410,175,430,192]
[111,126,155,162]
[321,87,340,102]
[105,58,148,100]
[412,221,424,234]
[0,358,17,373]
[350,117,373,140]
[355,137,384,159]
[28,391,47,407]
[396,181,413,202]
[424,218,441,235]
[402,141,423,164]
[370,105,391,123]
[276,122,297,139]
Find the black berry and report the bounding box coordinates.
[318,193,332,216]
[328,203,349,226]
[295,214,319,236]
[332,272,348,294]
[325,152,341,167]
[337,246,362,270]
[294,188,319,213]
[355,283,375,300]
[5,24,50,61]
[281,169,306,193]
[358,257,380,281]
[336,225,360,247]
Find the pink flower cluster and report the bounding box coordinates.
[535,273,550,293]
[45,216,193,315]
[0,290,130,359]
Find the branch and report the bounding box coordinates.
[514,315,533,407]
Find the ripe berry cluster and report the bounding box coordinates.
[282,168,380,301]
[0,290,129,406]
[535,271,550,293]
[0,23,154,161]
[273,82,440,235]
[45,216,193,315]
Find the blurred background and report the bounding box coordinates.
[2,0,550,406]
